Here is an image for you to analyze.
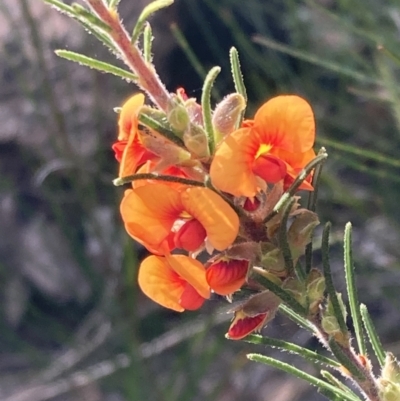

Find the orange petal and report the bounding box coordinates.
[120,184,183,252]
[227,311,268,340]
[166,255,210,299]
[179,282,206,310]
[119,136,155,178]
[274,148,316,191]
[253,96,315,154]
[138,255,185,312]
[112,140,127,162]
[210,128,260,197]
[118,93,145,141]
[180,187,239,251]
[206,259,248,296]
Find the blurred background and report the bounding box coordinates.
[2,0,400,400]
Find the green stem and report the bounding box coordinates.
[85,0,172,111]
[278,197,295,273]
[113,173,205,187]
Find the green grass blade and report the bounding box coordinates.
[253,36,380,85]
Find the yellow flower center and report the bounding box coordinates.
[255,143,272,159]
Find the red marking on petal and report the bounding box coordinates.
[206,259,248,296]
[174,219,207,252]
[112,140,127,162]
[227,313,268,340]
[179,282,206,310]
[252,154,287,184]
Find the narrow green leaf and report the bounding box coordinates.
[245,335,340,368]
[131,0,174,44]
[253,36,380,85]
[344,223,366,355]
[278,197,295,273]
[55,50,137,81]
[108,0,121,8]
[43,0,75,15]
[322,222,348,335]
[143,23,153,63]
[360,304,385,367]
[138,113,185,148]
[247,354,358,401]
[202,66,221,155]
[263,151,328,224]
[328,338,367,381]
[320,370,361,400]
[229,47,247,101]
[305,147,326,273]
[253,268,307,316]
[72,3,111,32]
[278,304,314,332]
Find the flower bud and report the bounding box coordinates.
[288,209,319,260]
[382,353,400,385]
[321,293,349,345]
[212,93,246,140]
[259,243,287,276]
[282,277,307,307]
[183,124,210,159]
[167,103,190,133]
[306,268,326,315]
[378,380,400,401]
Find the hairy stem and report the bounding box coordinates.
[85,0,172,111]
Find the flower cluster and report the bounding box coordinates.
[113,91,319,339]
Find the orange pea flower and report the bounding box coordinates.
[210,95,315,197]
[120,183,239,254]
[206,258,249,296]
[112,93,156,177]
[138,254,210,312]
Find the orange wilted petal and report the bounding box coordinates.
[179,282,206,310]
[118,93,145,141]
[227,311,268,340]
[181,187,240,251]
[166,255,210,299]
[138,255,186,312]
[120,184,183,253]
[174,219,207,251]
[253,95,315,154]
[206,259,248,296]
